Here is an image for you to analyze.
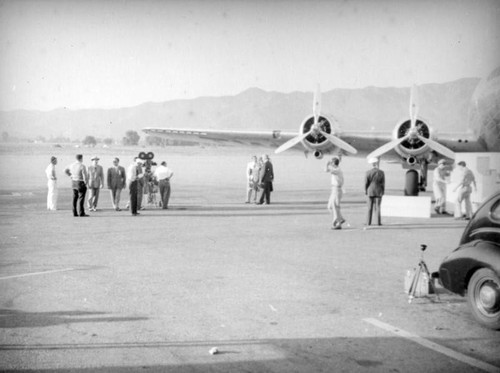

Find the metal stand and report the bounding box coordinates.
[408,244,440,303]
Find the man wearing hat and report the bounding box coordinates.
[257,154,274,205]
[107,157,126,211]
[87,156,104,211]
[45,156,58,210]
[432,159,450,215]
[126,157,145,216]
[365,157,385,227]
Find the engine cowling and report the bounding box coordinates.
[392,117,436,159]
[299,115,334,151]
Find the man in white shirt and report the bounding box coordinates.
[432,159,450,215]
[325,156,345,229]
[153,161,174,209]
[45,156,58,210]
[245,155,259,203]
[64,154,89,217]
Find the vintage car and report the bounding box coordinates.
[438,190,500,330]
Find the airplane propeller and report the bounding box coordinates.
[367,85,455,161]
[275,85,357,155]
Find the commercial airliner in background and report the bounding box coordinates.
[143,67,500,195]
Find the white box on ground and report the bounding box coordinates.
[381,196,431,218]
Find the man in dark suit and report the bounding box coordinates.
[365,157,385,227]
[107,157,126,211]
[257,154,274,205]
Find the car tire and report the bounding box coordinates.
[467,268,500,330]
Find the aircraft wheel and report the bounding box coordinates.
[467,268,500,330]
[404,169,419,196]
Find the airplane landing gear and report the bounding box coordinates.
[419,161,428,192]
[405,169,419,196]
[404,161,428,196]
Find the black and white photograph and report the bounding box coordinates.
[1,0,499,371]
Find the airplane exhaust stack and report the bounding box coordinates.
[314,150,324,159]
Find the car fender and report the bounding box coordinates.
[438,240,500,295]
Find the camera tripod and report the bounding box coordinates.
[408,244,440,303]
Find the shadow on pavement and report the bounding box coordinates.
[0,309,148,328]
[0,336,494,373]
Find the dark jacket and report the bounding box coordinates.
[365,168,385,197]
[107,166,126,189]
[259,160,274,183]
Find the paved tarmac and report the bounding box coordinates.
[1,177,499,372]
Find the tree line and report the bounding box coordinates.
[1,129,195,147]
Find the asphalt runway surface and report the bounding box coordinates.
[0,146,499,372]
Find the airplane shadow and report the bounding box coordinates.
[0,309,148,329]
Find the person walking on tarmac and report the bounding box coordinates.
[325,156,345,229]
[364,157,385,228]
[453,161,477,220]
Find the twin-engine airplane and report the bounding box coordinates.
[143,67,500,195]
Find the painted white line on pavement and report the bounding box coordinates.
[0,268,75,280]
[363,318,500,373]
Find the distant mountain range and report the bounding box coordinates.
[0,78,480,141]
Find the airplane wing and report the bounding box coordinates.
[143,127,299,148]
[143,127,486,158]
[143,126,400,158]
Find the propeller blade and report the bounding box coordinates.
[366,135,410,160]
[417,136,456,159]
[275,130,312,154]
[313,84,321,125]
[409,84,419,128]
[319,130,357,154]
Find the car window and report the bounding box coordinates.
[491,199,500,221]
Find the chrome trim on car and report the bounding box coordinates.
[470,227,500,237]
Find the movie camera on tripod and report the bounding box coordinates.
[137,151,160,207]
[405,244,440,303]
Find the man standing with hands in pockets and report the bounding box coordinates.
[107,157,126,211]
[365,157,385,228]
[154,161,174,209]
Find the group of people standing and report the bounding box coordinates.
[325,156,477,230]
[325,156,385,230]
[46,154,174,216]
[245,154,274,205]
[433,159,477,220]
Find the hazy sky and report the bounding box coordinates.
[1,0,499,111]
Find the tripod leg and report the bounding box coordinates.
[421,261,440,301]
[408,266,422,303]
